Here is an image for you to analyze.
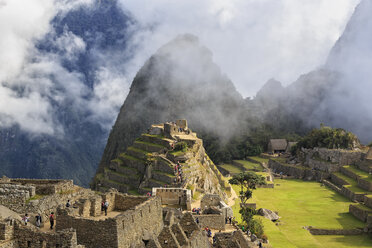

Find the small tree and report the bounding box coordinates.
[229,172,266,204]
[229,172,266,228]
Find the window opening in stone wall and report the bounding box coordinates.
[140,210,143,217]
[27,241,31,247]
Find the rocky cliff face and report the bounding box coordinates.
[96,34,245,174]
[92,120,230,200]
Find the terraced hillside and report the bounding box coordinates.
[92,121,230,200]
[324,159,372,225]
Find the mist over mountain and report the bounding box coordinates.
[97,34,246,173]
[0,0,134,185]
[256,0,372,144]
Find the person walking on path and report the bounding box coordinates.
[22,214,29,225]
[66,200,71,207]
[35,213,42,228]
[49,212,55,230]
[104,200,109,216]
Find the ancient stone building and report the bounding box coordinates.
[267,139,288,154]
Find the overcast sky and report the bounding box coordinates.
[0,0,361,134]
[121,0,360,97]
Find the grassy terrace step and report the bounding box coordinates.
[218,164,243,174]
[234,160,264,171]
[105,167,140,179]
[119,153,146,163]
[248,156,269,164]
[135,140,166,148]
[343,165,372,183]
[333,172,369,194]
[153,170,175,177]
[148,178,168,187]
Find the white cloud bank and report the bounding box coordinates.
[0,0,361,135]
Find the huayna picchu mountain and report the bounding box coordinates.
[95,34,246,174]
[92,119,230,199]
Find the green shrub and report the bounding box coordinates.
[249,218,264,238]
[175,141,187,152]
[292,125,359,153]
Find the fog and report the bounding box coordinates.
[0,0,365,139]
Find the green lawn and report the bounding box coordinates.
[344,165,372,183]
[219,164,243,174]
[231,179,372,248]
[248,156,270,164]
[333,172,369,194]
[234,160,264,171]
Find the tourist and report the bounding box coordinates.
[101,200,105,212]
[195,217,199,224]
[242,226,245,232]
[225,217,228,224]
[66,199,71,207]
[49,212,55,230]
[22,213,29,225]
[104,200,109,216]
[228,216,232,224]
[35,213,42,228]
[258,241,263,248]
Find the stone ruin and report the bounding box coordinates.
[189,194,234,231]
[152,188,192,211]
[93,119,229,202]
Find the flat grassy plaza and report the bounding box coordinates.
[231,179,372,248]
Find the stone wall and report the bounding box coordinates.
[364,195,372,208]
[200,195,221,210]
[268,160,329,181]
[0,220,14,241]
[308,227,363,235]
[302,148,363,167]
[349,204,372,222]
[8,179,74,195]
[0,184,35,211]
[152,188,192,210]
[192,214,225,230]
[57,195,163,248]
[14,223,81,248]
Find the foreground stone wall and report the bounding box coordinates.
[57,195,163,248]
[0,184,35,211]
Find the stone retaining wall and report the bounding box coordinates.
[364,196,372,208]
[302,148,363,166]
[268,160,329,181]
[308,227,363,235]
[330,174,348,187]
[349,204,372,222]
[8,179,74,195]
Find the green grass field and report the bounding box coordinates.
[219,164,243,174]
[234,160,264,171]
[248,156,270,164]
[231,179,372,248]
